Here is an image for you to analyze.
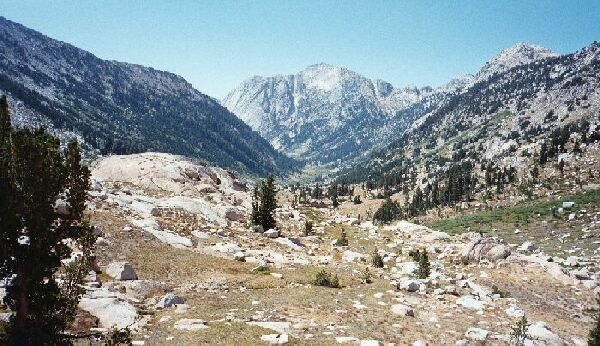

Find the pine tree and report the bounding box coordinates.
[539,141,548,164]
[258,175,277,231]
[0,100,96,344]
[335,228,349,246]
[0,95,10,142]
[415,249,431,279]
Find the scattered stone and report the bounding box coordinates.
[174,319,208,331]
[260,334,288,344]
[251,225,265,233]
[105,262,138,281]
[78,288,139,329]
[461,236,511,264]
[264,229,280,238]
[572,267,592,280]
[336,336,360,344]
[456,296,484,311]
[465,327,489,341]
[526,321,563,345]
[391,304,415,317]
[398,279,421,292]
[517,241,538,252]
[155,293,185,308]
[564,256,580,267]
[234,251,246,261]
[562,201,575,209]
[342,250,366,263]
[360,340,383,346]
[247,321,290,334]
[505,305,524,318]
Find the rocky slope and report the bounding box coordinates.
[223,43,560,166]
[0,16,296,176]
[46,152,597,344]
[338,40,600,185]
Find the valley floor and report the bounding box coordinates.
[75,155,598,345]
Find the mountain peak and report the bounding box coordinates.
[476,42,559,82]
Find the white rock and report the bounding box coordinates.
[456,296,484,311]
[174,319,208,331]
[336,336,360,343]
[391,304,415,317]
[517,241,538,252]
[234,251,246,261]
[526,321,563,345]
[342,250,366,263]
[212,242,242,253]
[247,321,291,334]
[397,262,418,275]
[465,327,489,341]
[155,293,185,308]
[78,288,139,329]
[505,305,525,318]
[398,279,421,292]
[562,201,575,209]
[264,229,280,238]
[260,334,288,344]
[106,262,138,281]
[360,340,383,346]
[564,256,580,267]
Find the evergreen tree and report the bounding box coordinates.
[414,249,431,279]
[254,175,277,231]
[0,96,96,344]
[373,198,402,224]
[0,95,10,141]
[331,195,339,208]
[539,141,548,164]
[335,229,349,247]
[371,251,384,268]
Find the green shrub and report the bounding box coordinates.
[313,269,340,288]
[373,198,402,224]
[510,316,529,345]
[335,229,349,246]
[371,251,384,268]
[303,220,313,236]
[411,249,431,279]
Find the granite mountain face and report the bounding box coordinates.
[222,43,564,166]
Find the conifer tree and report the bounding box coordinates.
[0,95,10,141]
[258,175,277,230]
[0,96,95,343]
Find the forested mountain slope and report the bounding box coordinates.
[0,16,296,176]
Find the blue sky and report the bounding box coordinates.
[3,1,600,98]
